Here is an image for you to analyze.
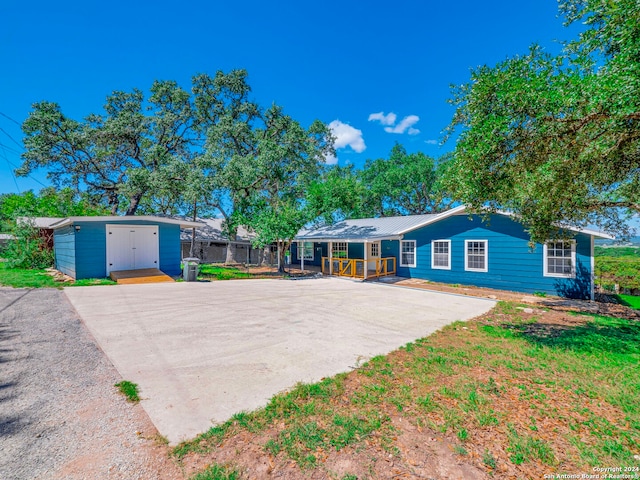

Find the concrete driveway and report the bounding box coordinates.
[64,277,495,444]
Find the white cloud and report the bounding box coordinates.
[328,119,366,154]
[368,111,397,126]
[424,139,438,145]
[324,153,338,165]
[384,115,420,135]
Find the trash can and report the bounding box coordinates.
[182,257,200,282]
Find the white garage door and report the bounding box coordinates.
[106,225,159,274]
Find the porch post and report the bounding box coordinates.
[363,240,368,280]
[329,241,333,275]
[300,240,304,272]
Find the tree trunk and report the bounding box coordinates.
[125,193,143,215]
[277,240,289,274]
[224,225,239,264]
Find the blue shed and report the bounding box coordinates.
[293,206,613,299]
[50,216,203,280]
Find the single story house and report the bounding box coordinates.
[180,217,277,265]
[292,206,613,299]
[50,216,202,279]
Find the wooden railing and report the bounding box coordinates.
[321,257,396,279]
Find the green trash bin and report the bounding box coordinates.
[182,257,200,281]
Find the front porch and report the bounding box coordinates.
[321,256,396,279]
[292,238,397,280]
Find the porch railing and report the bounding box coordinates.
[321,257,396,279]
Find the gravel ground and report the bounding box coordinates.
[0,287,183,480]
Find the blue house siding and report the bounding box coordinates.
[289,242,325,267]
[395,214,592,299]
[54,219,184,279]
[53,226,76,278]
[158,224,181,275]
[74,222,108,279]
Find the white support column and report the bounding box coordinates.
[590,235,595,301]
[363,240,368,280]
[329,241,333,275]
[300,240,304,272]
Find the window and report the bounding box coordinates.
[370,243,379,257]
[297,242,314,261]
[465,240,488,272]
[400,240,416,267]
[431,240,451,270]
[332,242,348,258]
[544,240,575,278]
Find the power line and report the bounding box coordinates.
[0,111,21,126]
[0,126,22,148]
[0,141,22,156]
[0,145,21,192]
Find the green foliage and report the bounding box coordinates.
[359,143,451,216]
[446,0,640,243]
[595,247,640,292]
[2,221,53,269]
[114,380,140,402]
[0,187,107,232]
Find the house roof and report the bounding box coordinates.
[295,206,468,242]
[179,217,255,243]
[295,206,615,241]
[49,216,204,229]
[17,216,64,228]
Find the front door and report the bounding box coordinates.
[106,225,159,274]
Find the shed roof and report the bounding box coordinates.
[49,216,204,229]
[179,218,255,243]
[295,206,614,241]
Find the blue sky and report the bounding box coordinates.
[0,0,575,194]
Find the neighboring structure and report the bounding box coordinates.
[180,218,276,265]
[17,216,63,249]
[0,233,15,250]
[293,206,613,299]
[50,216,202,279]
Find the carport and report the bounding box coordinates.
[64,277,495,444]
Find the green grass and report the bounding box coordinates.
[190,464,240,480]
[0,262,116,288]
[197,264,253,281]
[177,301,640,477]
[69,277,116,286]
[616,294,640,310]
[0,262,60,288]
[114,380,141,402]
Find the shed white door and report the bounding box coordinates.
[106,225,159,274]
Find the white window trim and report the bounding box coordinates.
[464,239,488,272]
[297,242,314,261]
[400,240,417,268]
[543,240,576,278]
[431,239,451,270]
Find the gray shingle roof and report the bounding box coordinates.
[180,218,255,243]
[295,212,449,241]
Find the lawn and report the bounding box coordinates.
[617,294,640,310]
[0,262,115,288]
[197,264,254,281]
[174,301,640,479]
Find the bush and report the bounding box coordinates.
[1,221,54,269]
